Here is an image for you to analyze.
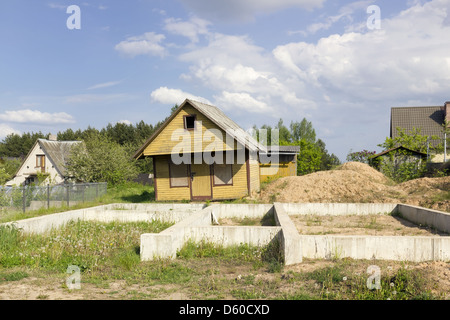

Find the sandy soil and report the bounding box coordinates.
[291,214,449,236]
[259,162,450,212]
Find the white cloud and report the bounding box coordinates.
[214,92,272,114]
[0,124,20,139]
[178,32,313,116]
[164,17,211,43]
[296,0,375,36]
[272,0,450,102]
[47,3,67,10]
[0,109,75,124]
[118,120,132,125]
[87,81,121,90]
[150,87,212,105]
[178,0,326,22]
[115,32,166,58]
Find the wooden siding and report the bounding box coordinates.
[143,104,237,157]
[154,153,250,201]
[212,162,248,200]
[260,160,297,182]
[249,151,260,193]
[154,155,191,201]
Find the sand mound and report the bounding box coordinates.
[334,161,392,184]
[258,162,449,212]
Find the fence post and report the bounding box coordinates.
[82,184,85,203]
[22,186,26,213]
[47,184,50,209]
[66,184,70,207]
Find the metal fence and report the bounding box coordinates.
[0,182,107,213]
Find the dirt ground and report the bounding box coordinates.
[291,214,449,236]
[0,259,449,300]
[258,162,450,212]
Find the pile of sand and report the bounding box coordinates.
[258,162,450,212]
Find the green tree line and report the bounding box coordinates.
[253,118,341,175]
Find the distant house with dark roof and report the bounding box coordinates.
[369,146,428,173]
[5,135,82,186]
[390,101,449,162]
[259,145,300,182]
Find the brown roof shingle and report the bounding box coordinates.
[390,106,445,147]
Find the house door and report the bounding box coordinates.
[190,163,212,201]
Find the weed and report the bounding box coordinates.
[0,270,29,282]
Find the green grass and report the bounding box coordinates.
[0,182,156,223]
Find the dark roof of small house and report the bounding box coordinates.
[390,106,445,146]
[37,139,82,176]
[134,99,267,159]
[12,138,82,179]
[261,145,300,154]
[370,146,427,159]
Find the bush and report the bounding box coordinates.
[66,133,138,186]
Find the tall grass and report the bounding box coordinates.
[0,220,172,272]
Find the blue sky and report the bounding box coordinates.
[1,0,450,161]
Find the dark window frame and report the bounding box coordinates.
[168,161,189,188]
[213,163,233,186]
[183,114,197,130]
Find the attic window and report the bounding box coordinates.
[184,115,196,130]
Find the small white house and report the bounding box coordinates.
[5,136,82,186]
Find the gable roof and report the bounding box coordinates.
[370,146,427,159]
[14,138,82,178]
[37,139,82,176]
[134,99,267,159]
[390,106,445,146]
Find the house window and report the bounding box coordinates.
[36,155,45,172]
[169,162,189,187]
[184,115,196,130]
[213,164,233,186]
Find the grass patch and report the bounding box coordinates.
[0,182,156,223]
[0,270,29,282]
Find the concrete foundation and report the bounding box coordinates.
[1,202,449,265]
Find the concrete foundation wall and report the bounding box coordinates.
[184,226,281,247]
[2,202,449,264]
[273,203,303,265]
[301,235,450,262]
[278,203,398,216]
[210,203,274,219]
[397,204,450,234]
[140,205,215,260]
[2,208,86,234]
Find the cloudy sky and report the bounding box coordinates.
[1,0,450,161]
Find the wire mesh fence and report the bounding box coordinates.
[0,182,107,213]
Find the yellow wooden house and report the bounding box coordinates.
[134,99,267,201]
[259,145,300,182]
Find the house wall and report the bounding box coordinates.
[248,151,260,194]
[260,158,297,182]
[143,104,236,157]
[154,155,191,201]
[5,143,63,186]
[153,151,251,201]
[211,159,248,201]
